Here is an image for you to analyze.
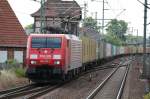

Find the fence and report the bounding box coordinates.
[0,63,22,70]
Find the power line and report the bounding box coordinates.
[115,9,126,18]
[137,0,150,9]
[105,0,115,15]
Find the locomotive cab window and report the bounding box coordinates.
[31,38,46,48]
[31,37,61,48]
[47,38,61,48]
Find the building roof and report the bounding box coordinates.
[32,0,82,20]
[0,0,27,47]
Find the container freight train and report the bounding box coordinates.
[25,34,145,82]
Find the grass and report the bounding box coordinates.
[144,93,150,99]
[0,59,28,89]
[0,70,18,88]
[0,68,28,89]
[13,67,26,77]
[5,59,26,77]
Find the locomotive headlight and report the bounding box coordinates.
[31,61,36,64]
[53,55,61,59]
[54,61,60,65]
[30,54,38,59]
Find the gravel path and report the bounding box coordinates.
[38,69,114,99]
[38,58,123,99]
[0,78,28,91]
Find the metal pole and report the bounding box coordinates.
[40,0,46,33]
[136,29,138,53]
[84,2,87,20]
[95,12,98,23]
[102,0,104,35]
[95,12,98,31]
[142,0,148,78]
[40,0,43,33]
[43,0,46,33]
[95,11,100,59]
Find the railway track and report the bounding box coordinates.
[0,57,131,99]
[0,83,35,95]
[0,83,61,99]
[83,57,127,76]
[86,59,131,99]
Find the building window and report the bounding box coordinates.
[0,51,7,63]
[35,28,40,33]
[14,51,23,63]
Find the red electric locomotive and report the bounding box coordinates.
[26,34,82,82]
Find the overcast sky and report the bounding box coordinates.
[7,0,149,36]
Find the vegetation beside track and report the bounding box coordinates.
[144,93,150,99]
[0,59,27,89]
[4,59,26,77]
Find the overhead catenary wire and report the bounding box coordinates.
[61,0,77,15]
[31,0,80,33]
[137,0,150,9]
[29,0,104,33]
[105,0,116,15]
[115,9,126,18]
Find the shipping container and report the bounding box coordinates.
[80,36,97,64]
[106,43,112,57]
[119,46,125,54]
[111,45,117,56]
[103,42,107,58]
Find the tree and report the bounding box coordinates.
[25,24,33,29]
[104,33,125,46]
[25,24,34,34]
[125,34,143,45]
[83,17,100,32]
[106,19,128,41]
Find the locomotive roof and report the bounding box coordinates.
[29,34,81,41]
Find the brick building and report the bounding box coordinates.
[0,0,27,64]
[32,0,82,35]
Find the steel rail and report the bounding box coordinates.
[26,64,120,99]
[86,65,120,99]
[116,63,130,99]
[26,84,62,99]
[0,83,35,95]
[0,85,50,99]
[86,60,131,99]
[0,57,130,99]
[25,64,115,99]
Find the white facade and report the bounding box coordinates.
[14,51,23,63]
[0,51,7,63]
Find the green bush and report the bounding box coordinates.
[6,59,18,67]
[6,59,17,64]
[4,59,26,78]
[144,93,150,99]
[13,67,26,77]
